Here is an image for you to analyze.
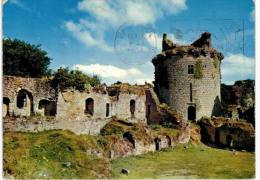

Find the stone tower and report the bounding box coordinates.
[152,32,224,121]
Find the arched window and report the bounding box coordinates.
[130,100,135,117]
[85,98,94,116]
[16,89,34,115]
[17,90,27,108]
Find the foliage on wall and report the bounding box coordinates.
[194,59,203,79]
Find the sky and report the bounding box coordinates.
[3,0,255,85]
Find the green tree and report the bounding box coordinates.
[51,67,101,91]
[3,38,51,77]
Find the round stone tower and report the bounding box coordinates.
[152,32,224,121]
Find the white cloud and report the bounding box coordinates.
[72,63,154,85]
[73,64,142,78]
[144,32,188,51]
[221,53,255,84]
[66,0,187,52]
[65,21,113,52]
[136,78,153,84]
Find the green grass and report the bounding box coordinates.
[4,127,255,179]
[4,130,111,179]
[111,143,255,179]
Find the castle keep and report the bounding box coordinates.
[152,32,224,121]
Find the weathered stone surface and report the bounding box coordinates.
[199,117,255,151]
[152,32,223,121]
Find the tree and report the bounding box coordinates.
[51,67,101,91]
[3,38,51,77]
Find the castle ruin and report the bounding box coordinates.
[3,32,224,134]
[153,32,224,121]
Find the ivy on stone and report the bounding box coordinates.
[194,59,203,79]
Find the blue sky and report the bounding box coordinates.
[3,0,255,85]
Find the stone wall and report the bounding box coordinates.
[56,88,147,123]
[3,76,149,134]
[3,76,56,117]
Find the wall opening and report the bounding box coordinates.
[106,103,110,117]
[130,100,135,117]
[3,97,10,117]
[123,132,135,148]
[85,98,94,116]
[154,138,161,151]
[166,136,171,147]
[226,135,233,147]
[188,65,194,74]
[39,99,57,116]
[190,83,193,102]
[187,106,196,121]
[16,89,34,115]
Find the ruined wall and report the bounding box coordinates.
[56,88,147,122]
[199,117,255,151]
[3,76,56,117]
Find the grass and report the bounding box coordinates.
[4,130,111,179]
[4,124,255,179]
[111,143,255,179]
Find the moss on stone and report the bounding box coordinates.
[194,59,203,79]
[213,57,219,69]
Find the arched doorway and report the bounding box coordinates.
[16,89,34,116]
[123,132,135,148]
[85,98,94,116]
[187,106,196,121]
[3,97,10,117]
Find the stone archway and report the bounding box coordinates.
[16,89,34,116]
[188,106,196,121]
[123,132,135,148]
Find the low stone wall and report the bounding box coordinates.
[4,116,111,135]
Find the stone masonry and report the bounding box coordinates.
[152,32,224,121]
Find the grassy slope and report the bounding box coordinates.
[112,143,255,179]
[4,125,255,179]
[4,130,111,179]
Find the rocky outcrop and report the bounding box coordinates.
[199,117,255,151]
[100,119,190,159]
